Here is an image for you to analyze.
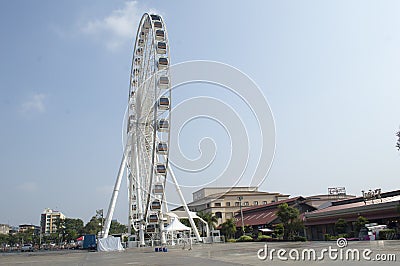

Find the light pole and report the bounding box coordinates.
[96,209,104,238]
[237,196,245,235]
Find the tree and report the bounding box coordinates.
[334,218,347,235]
[220,218,236,239]
[7,233,18,247]
[276,203,304,240]
[0,234,9,249]
[84,216,102,235]
[64,218,84,242]
[109,220,127,235]
[54,218,66,244]
[180,218,191,228]
[244,225,253,236]
[354,216,368,236]
[274,223,284,240]
[197,211,218,231]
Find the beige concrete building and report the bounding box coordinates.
[176,187,290,226]
[40,208,65,235]
[0,224,10,234]
[19,224,41,235]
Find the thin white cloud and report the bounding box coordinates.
[17,182,39,192]
[20,93,46,114]
[81,1,146,51]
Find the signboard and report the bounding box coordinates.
[362,188,382,204]
[328,187,346,197]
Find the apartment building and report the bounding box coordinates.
[40,208,66,235]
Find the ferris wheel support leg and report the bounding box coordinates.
[132,132,146,247]
[167,166,202,242]
[160,181,168,245]
[139,224,145,246]
[160,218,166,245]
[103,152,127,238]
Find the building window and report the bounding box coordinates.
[244,202,249,206]
[253,201,258,206]
[226,202,231,207]
[215,212,222,219]
[206,204,210,208]
[235,202,240,206]
[214,202,221,207]
[262,201,267,205]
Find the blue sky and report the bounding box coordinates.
[1,1,400,226]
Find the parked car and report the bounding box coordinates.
[21,244,34,252]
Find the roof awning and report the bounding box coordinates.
[259,228,273,233]
[165,211,199,219]
[236,211,277,226]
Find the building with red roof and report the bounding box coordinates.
[234,196,316,235]
[304,189,400,240]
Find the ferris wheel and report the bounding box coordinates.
[127,13,171,245]
[102,13,201,246]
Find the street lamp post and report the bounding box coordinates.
[96,209,104,238]
[237,196,245,235]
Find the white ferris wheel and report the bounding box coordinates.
[102,13,200,246]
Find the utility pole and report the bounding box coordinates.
[237,196,245,235]
[96,209,104,238]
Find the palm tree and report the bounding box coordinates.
[220,219,237,239]
[197,211,218,233]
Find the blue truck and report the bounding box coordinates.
[82,234,97,250]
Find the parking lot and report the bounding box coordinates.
[0,241,399,265]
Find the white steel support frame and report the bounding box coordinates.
[167,166,202,242]
[132,128,145,246]
[102,13,201,246]
[103,152,127,238]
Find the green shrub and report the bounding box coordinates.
[293,236,306,242]
[237,235,253,242]
[257,235,272,241]
[226,238,236,243]
[324,234,351,241]
[379,229,396,240]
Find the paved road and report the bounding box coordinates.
[1,241,399,265]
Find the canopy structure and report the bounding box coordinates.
[163,218,192,248]
[165,211,210,237]
[163,218,191,232]
[165,211,198,219]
